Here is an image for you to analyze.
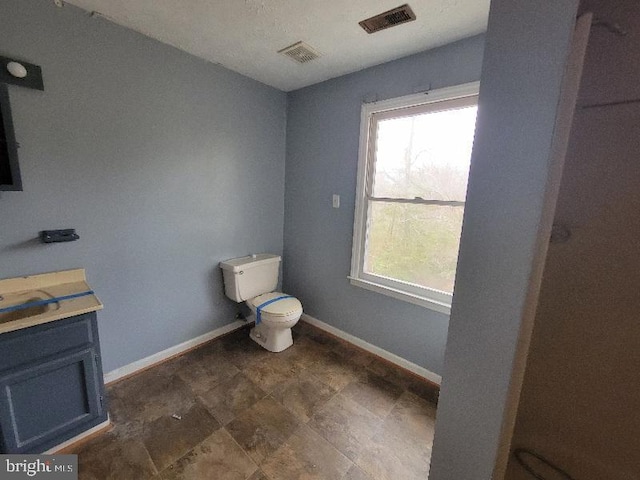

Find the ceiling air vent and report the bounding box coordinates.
[278,42,320,64]
[359,4,416,34]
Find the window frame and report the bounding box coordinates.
[349,82,480,314]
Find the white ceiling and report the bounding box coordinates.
[63,0,490,92]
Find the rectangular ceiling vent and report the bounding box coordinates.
[359,4,416,34]
[278,42,320,64]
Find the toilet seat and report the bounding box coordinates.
[247,292,302,324]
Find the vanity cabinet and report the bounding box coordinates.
[0,312,107,453]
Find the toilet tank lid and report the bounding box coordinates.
[219,253,281,272]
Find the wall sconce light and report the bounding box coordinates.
[6,62,28,79]
[0,56,44,91]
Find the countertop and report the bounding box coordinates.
[0,269,103,335]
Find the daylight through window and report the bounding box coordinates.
[349,83,479,313]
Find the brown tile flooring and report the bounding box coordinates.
[74,321,439,480]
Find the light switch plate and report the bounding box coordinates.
[332,194,340,208]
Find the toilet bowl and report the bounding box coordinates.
[247,292,302,352]
[219,254,303,352]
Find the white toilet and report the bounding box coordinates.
[220,254,303,352]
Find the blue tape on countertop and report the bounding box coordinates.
[0,290,95,314]
[256,295,293,325]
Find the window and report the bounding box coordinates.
[349,83,479,313]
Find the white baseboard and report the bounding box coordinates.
[44,417,111,454]
[301,313,442,385]
[104,320,247,384]
[103,315,441,386]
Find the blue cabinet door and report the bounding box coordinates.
[0,347,104,453]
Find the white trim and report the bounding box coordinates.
[362,81,481,112]
[350,82,480,314]
[43,417,111,454]
[103,320,247,384]
[348,277,451,315]
[301,313,442,385]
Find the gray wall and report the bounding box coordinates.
[0,0,287,373]
[428,0,579,479]
[283,35,485,376]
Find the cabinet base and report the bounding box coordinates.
[45,417,112,454]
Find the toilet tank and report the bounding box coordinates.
[219,254,281,302]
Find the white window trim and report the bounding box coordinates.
[349,81,480,315]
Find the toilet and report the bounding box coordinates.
[220,254,302,352]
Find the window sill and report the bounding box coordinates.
[348,276,452,315]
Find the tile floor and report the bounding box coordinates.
[74,321,439,480]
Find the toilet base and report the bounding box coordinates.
[249,322,293,352]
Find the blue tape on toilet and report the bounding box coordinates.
[0,290,95,314]
[256,295,294,325]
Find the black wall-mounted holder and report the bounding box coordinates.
[0,56,44,91]
[41,229,80,243]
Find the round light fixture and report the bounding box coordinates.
[7,61,28,79]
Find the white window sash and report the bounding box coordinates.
[367,197,465,206]
[350,82,479,313]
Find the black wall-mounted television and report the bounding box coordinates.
[0,85,22,191]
